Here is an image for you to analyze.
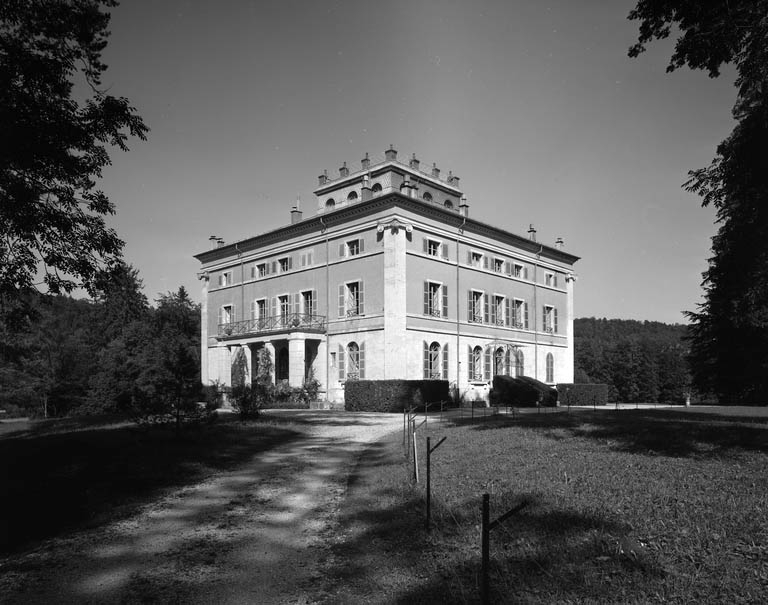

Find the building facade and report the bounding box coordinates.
[194,147,579,403]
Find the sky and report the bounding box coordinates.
[95,0,738,324]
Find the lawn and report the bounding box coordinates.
[0,415,303,554]
[318,408,768,604]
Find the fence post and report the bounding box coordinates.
[426,437,431,530]
[481,493,490,605]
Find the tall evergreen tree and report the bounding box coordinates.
[629,1,768,403]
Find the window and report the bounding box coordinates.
[543,305,558,333]
[444,199,454,209]
[546,353,554,382]
[468,345,483,381]
[339,281,364,317]
[325,198,335,209]
[494,347,505,377]
[424,282,447,318]
[250,298,267,323]
[278,295,290,325]
[278,257,292,273]
[512,299,528,329]
[218,304,233,326]
[514,350,525,377]
[301,250,314,267]
[339,341,365,380]
[423,341,448,379]
[372,182,382,193]
[302,290,316,316]
[513,263,525,279]
[493,258,504,273]
[347,191,358,201]
[425,238,440,257]
[468,290,485,323]
[545,272,556,287]
[468,250,483,268]
[422,191,433,202]
[490,295,507,326]
[340,238,364,258]
[253,263,268,278]
[218,271,233,287]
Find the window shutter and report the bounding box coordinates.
[423,341,429,379]
[271,261,277,274]
[467,345,473,381]
[301,253,306,267]
[505,261,511,275]
[359,238,364,253]
[505,298,511,327]
[554,308,558,333]
[218,274,223,287]
[359,342,365,379]
[423,238,428,254]
[288,257,293,270]
[442,285,448,318]
[231,304,236,323]
[217,307,223,325]
[358,281,365,314]
[264,263,270,275]
[524,267,529,280]
[490,297,497,324]
[423,282,430,315]
[308,250,313,265]
[467,291,473,322]
[442,343,449,380]
[294,293,301,316]
[338,284,345,318]
[312,289,318,315]
[483,257,489,270]
[524,302,529,329]
[554,274,558,288]
[483,294,489,324]
[250,266,255,278]
[467,250,472,265]
[441,243,449,259]
[338,344,345,380]
[484,347,491,381]
[543,306,547,330]
[250,300,256,320]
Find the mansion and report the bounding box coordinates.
[194,147,579,403]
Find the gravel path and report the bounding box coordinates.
[1,411,403,604]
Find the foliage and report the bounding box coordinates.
[490,375,558,407]
[0,0,148,320]
[344,380,449,412]
[556,383,609,407]
[574,318,691,403]
[230,384,260,419]
[628,2,768,404]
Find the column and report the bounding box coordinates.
[264,341,276,384]
[199,273,210,384]
[315,339,328,399]
[381,220,409,378]
[288,335,305,387]
[564,274,577,383]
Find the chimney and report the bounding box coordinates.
[385,144,397,161]
[459,195,469,216]
[339,161,349,178]
[409,153,420,170]
[447,171,460,187]
[431,163,440,178]
[400,174,413,197]
[555,237,564,249]
[290,198,303,224]
[361,173,372,201]
[528,224,537,242]
[318,169,328,186]
[361,152,370,170]
[216,237,225,248]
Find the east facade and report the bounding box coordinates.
[194,147,579,403]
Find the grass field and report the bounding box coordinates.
[0,416,303,554]
[319,408,768,604]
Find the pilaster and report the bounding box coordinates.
[379,218,411,379]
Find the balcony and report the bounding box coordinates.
[218,313,326,339]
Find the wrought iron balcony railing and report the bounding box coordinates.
[218,313,326,338]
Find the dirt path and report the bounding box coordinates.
[0,411,402,604]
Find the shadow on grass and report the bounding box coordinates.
[0,417,302,554]
[447,408,768,458]
[313,431,662,604]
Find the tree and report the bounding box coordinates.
[0,0,148,321]
[629,1,768,404]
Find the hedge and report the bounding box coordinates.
[556,383,609,407]
[344,380,449,412]
[490,376,558,407]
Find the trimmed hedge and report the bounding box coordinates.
[557,383,609,407]
[490,376,558,407]
[345,380,449,412]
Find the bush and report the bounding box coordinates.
[490,376,558,407]
[230,384,261,419]
[557,383,609,407]
[345,380,450,412]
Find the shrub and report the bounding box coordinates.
[557,383,609,407]
[230,384,261,419]
[490,376,558,407]
[345,380,449,412]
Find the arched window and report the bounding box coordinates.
[515,350,524,377]
[371,183,382,193]
[347,191,358,201]
[427,342,441,379]
[444,199,454,209]
[471,345,483,381]
[325,198,335,209]
[546,353,554,383]
[338,341,365,381]
[494,347,505,377]
[422,191,433,202]
[504,348,512,375]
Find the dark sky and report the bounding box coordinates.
[97,0,736,323]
